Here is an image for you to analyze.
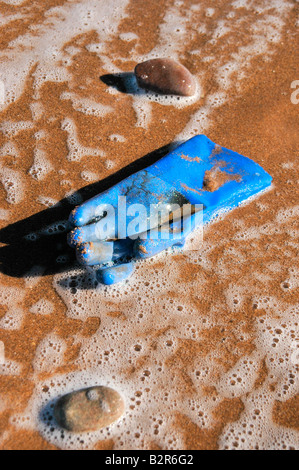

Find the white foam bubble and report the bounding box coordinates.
[80,171,99,183]
[176,0,293,140]
[0,166,24,204]
[62,118,105,161]
[206,8,215,17]
[119,32,139,42]
[0,0,297,451]
[0,120,34,137]
[0,141,20,158]
[108,134,126,143]
[0,0,130,108]
[0,208,10,220]
[29,148,53,181]
[219,388,298,450]
[0,359,22,376]
[33,334,67,373]
[29,299,54,316]
[30,101,44,121]
[60,91,113,117]
[2,0,26,5]
[37,195,60,208]
[0,307,23,331]
[104,159,116,170]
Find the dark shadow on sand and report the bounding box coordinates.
[0,143,179,282]
[100,72,149,96]
[100,72,134,93]
[39,396,61,433]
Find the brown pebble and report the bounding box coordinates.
[54,386,125,432]
[134,58,196,96]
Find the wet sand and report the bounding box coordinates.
[0,0,298,450]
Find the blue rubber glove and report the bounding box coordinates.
[68,135,272,285]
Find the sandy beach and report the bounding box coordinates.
[0,0,298,450]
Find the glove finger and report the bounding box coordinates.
[133,237,185,259]
[96,262,134,285]
[76,239,133,266]
[133,212,198,259]
[67,211,117,247]
[69,185,120,227]
[76,241,114,266]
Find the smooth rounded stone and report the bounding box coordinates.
[134,58,196,96]
[54,386,125,432]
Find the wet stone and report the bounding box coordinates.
[134,58,196,96]
[54,386,125,432]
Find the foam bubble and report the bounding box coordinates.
[0,166,24,204]
[0,120,34,137]
[0,0,297,451]
[29,299,54,316]
[206,8,215,17]
[29,148,53,181]
[1,0,27,5]
[0,141,20,158]
[0,307,23,330]
[0,208,10,220]
[119,32,139,42]
[33,334,67,373]
[62,118,105,161]
[108,134,126,143]
[0,359,22,376]
[60,91,114,117]
[37,195,60,208]
[0,0,130,108]
[80,171,99,183]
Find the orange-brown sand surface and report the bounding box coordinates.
[0,0,298,450]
